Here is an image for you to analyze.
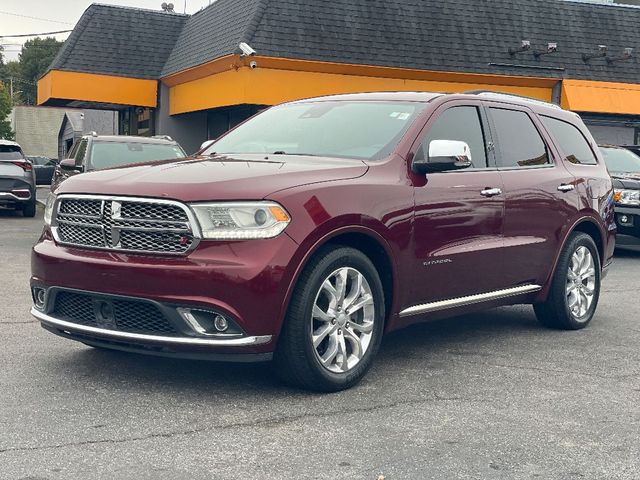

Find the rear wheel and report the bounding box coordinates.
[274,246,385,392]
[534,232,601,330]
[22,197,37,218]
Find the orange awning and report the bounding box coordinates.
[562,79,640,115]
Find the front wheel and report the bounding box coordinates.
[274,246,385,392]
[534,232,601,330]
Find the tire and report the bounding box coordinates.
[534,232,601,330]
[22,198,37,218]
[274,246,386,392]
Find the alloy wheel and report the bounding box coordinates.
[566,246,596,319]
[310,267,375,374]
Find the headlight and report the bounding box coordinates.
[190,202,291,240]
[44,194,56,225]
[614,189,640,206]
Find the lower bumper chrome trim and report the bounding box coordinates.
[399,284,542,318]
[31,308,272,347]
[0,191,32,201]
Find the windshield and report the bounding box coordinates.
[599,146,640,174]
[204,101,428,161]
[89,142,186,170]
[0,145,24,161]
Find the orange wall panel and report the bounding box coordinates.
[38,70,157,108]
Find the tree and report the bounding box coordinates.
[0,83,14,140]
[0,61,24,105]
[18,37,64,105]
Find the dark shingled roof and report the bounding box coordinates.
[47,3,187,79]
[49,0,640,84]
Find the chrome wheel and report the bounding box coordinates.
[311,267,375,374]
[566,246,596,319]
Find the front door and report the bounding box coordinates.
[411,102,506,305]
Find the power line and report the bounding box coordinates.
[1,30,72,38]
[0,10,74,25]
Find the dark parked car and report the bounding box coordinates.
[51,134,187,190]
[600,145,640,239]
[31,92,615,391]
[620,145,640,157]
[0,140,36,217]
[27,156,57,186]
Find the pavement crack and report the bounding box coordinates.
[0,394,467,454]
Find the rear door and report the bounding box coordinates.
[410,101,506,305]
[486,104,578,288]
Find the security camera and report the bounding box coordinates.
[521,40,531,50]
[624,47,634,58]
[547,42,558,53]
[249,60,258,69]
[239,42,256,57]
[598,45,608,53]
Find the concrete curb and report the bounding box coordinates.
[35,187,51,207]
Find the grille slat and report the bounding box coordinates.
[53,291,178,335]
[54,197,196,254]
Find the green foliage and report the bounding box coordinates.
[19,37,64,105]
[0,84,14,140]
[0,37,64,106]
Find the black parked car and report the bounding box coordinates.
[599,145,640,239]
[27,156,57,186]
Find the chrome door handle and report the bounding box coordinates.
[557,184,575,192]
[480,188,502,197]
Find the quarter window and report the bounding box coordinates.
[74,140,88,167]
[421,106,488,168]
[490,108,549,168]
[541,116,598,165]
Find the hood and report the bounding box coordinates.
[610,172,640,190]
[55,154,369,201]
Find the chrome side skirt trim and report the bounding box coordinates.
[399,284,542,318]
[31,308,272,347]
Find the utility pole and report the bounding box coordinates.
[9,77,13,100]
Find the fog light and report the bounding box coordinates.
[33,288,46,310]
[213,315,228,332]
[620,215,629,224]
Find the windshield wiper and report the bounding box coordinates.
[272,151,317,156]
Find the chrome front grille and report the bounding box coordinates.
[53,196,199,255]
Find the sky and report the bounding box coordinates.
[0,0,213,62]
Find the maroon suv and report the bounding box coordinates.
[31,92,615,391]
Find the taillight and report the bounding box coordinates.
[12,161,33,172]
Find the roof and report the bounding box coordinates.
[48,4,187,79]
[82,135,178,144]
[289,92,444,103]
[48,0,640,84]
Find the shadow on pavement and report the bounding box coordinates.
[47,306,541,396]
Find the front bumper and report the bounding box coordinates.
[614,206,640,238]
[31,232,301,357]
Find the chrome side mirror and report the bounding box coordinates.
[199,139,216,152]
[413,140,473,174]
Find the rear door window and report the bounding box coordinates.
[421,106,488,168]
[541,116,598,165]
[490,108,549,168]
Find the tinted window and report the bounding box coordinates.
[541,116,597,165]
[600,146,640,174]
[0,145,23,160]
[206,101,428,161]
[89,142,186,170]
[490,108,549,168]
[421,106,487,168]
[74,140,88,167]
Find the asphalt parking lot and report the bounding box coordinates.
[1,207,639,480]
